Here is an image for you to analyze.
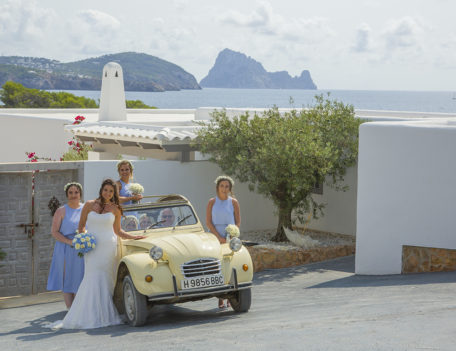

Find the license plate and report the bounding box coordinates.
[181,274,225,290]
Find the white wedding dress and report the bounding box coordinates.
[46,212,122,329]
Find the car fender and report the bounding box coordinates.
[118,253,175,296]
[223,246,254,283]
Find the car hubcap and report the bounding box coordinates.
[124,282,135,321]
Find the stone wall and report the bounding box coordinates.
[0,162,84,297]
[247,244,355,272]
[0,173,33,296]
[402,245,456,273]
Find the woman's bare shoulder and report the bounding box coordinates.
[54,206,65,217]
[110,205,121,216]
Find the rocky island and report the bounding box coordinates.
[200,48,317,89]
[0,52,201,92]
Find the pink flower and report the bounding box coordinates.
[28,152,36,159]
[68,141,73,145]
[31,159,38,163]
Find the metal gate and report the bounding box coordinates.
[0,162,83,297]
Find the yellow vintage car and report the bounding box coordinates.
[113,195,253,326]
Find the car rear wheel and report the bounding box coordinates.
[123,274,148,326]
[229,288,251,312]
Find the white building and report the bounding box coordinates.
[3,62,456,274]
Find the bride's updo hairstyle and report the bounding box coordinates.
[97,178,123,214]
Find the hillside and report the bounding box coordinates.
[0,52,201,92]
[200,49,317,89]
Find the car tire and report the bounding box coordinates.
[229,288,251,312]
[123,274,148,326]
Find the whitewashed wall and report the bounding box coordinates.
[306,166,357,235]
[355,120,456,274]
[0,115,73,163]
[83,160,278,232]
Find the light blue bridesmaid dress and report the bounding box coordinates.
[211,196,236,238]
[119,179,132,205]
[47,204,84,293]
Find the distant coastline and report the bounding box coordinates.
[47,88,456,113]
[0,52,200,92]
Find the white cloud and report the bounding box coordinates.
[0,0,57,47]
[219,1,333,42]
[66,10,123,56]
[383,16,424,51]
[434,37,456,69]
[77,9,121,32]
[351,23,372,53]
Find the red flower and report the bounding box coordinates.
[68,141,73,145]
[76,142,81,148]
[31,159,38,162]
[28,152,36,159]
[73,115,85,125]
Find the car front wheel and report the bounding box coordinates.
[123,274,148,326]
[229,288,251,312]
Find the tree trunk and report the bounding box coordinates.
[272,206,292,242]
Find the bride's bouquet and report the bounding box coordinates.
[225,224,240,239]
[72,231,96,257]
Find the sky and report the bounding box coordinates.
[1,0,455,91]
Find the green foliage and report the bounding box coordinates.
[61,137,92,161]
[0,82,154,109]
[0,81,97,108]
[126,100,156,109]
[196,95,363,241]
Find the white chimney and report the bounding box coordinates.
[98,62,127,121]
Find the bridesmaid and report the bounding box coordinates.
[206,175,241,309]
[115,160,143,205]
[47,182,85,309]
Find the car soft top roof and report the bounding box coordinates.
[121,194,190,210]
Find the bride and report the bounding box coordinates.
[46,179,145,329]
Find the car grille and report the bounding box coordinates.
[181,258,221,278]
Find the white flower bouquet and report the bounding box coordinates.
[72,231,96,257]
[225,224,240,238]
[128,183,144,195]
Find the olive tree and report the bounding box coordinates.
[196,95,362,242]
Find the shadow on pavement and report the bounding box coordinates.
[253,255,355,286]
[253,255,456,289]
[1,303,244,341]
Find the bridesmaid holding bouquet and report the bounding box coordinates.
[47,182,85,309]
[115,160,143,205]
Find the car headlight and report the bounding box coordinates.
[229,237,242,252]
[149,246,163,261]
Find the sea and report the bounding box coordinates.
[61,88,456,113]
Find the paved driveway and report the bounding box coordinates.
[1,256,456,351]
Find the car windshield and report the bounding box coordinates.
[121,204,198,232]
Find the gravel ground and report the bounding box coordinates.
[241,228,356,249]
